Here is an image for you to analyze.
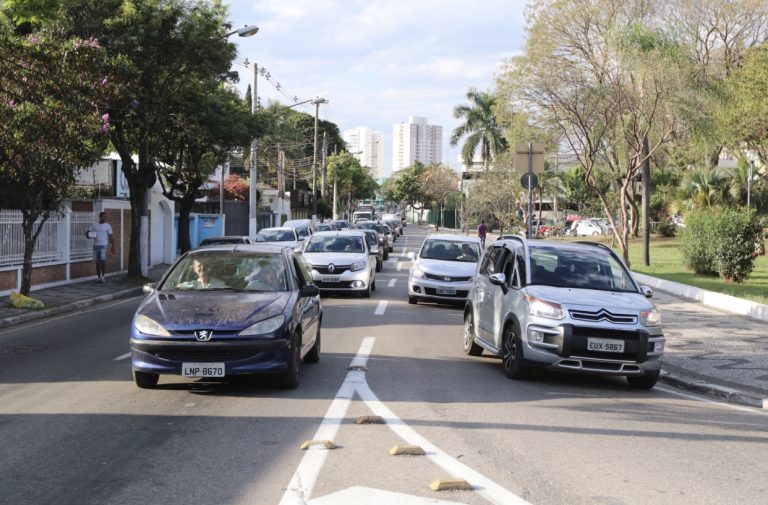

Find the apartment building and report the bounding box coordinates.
[392,116,442,174]
[342,127,385,179]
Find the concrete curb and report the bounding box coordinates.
[0,286,143,330]
[660,371,767,409]
[633,272,768,323]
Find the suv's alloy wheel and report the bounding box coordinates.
[502,323,529,379]
[463,312,483,356]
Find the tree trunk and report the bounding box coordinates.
[19,210,48,296]
[642,136,650,266]
[177,197,195,253]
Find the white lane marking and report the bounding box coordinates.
[374,301,388,315]
[279,337,376,505]
[407,251,415,259]
[397,262,403,271]
[388,279,396,288]
[357,380,531,505]
[401,247,407,255]
[114,352,131,361]
[655,385,768,416]
[281,335,528,505]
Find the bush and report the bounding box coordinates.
[657,222,677,237]
[680,209,760,282]
[680,213,717,276]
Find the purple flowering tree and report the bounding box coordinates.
[0,28,112,295]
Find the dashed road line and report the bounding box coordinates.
[375,300,388,315]
[388,279,396,288]
[114,352,131,361]
[279,336,531,505]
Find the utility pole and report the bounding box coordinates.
[332,145,338,220]
[311,97,328,222]
[249,63,259,237]
[321,131,328,198]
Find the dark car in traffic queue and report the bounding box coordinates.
[351,220,389,260]
[130,243,322,390]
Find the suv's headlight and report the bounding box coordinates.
[640,309,661,326]
[350,261,367,271]
[134,314,171,336]
[240,315,286,336]
[411,266,425,279]
[525,295,565,320]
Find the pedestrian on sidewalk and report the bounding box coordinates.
[87,212,115,283]
[477,220,487,249]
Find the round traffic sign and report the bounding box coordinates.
[520,173,539,190]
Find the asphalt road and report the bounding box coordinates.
[1,226,766,505]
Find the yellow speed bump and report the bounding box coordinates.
[388,444,426,456]
[300,439,337,450]
[356,415,385,424]
[429,478,473,491]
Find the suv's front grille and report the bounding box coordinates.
[569,327,647,361]
[570,309,637,324]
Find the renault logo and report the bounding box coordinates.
[194,330,213,341]
[327,263,335,273]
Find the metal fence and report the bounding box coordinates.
[0,209,93,267]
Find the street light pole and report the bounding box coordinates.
[311,97,328,222]
[748,159,754,209]
[249,62,259,237]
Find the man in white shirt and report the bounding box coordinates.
[87,212,115,283]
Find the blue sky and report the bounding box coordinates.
[227,0,527,176]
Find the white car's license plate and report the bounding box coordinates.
[322,275,340,283]
[587,338,624,353]
[182,363,225,377]
[436,287,457,295]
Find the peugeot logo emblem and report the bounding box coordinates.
[327,263,335,273]
[194,330,213,341]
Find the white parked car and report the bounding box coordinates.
[573,219,606,236]
[408,234,482,305]
[302,230,377,297]
[254,227,302,251]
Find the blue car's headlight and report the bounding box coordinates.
[134,314,171,337]
[240,315,286,336]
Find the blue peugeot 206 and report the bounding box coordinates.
[130,243,322,389]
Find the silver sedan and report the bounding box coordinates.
[408,234,481,305]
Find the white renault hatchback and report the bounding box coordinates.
[302,230,377,297]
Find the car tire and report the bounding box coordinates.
[372,276,376,291]
[376,258,382,272]
[463,312,483,356]
[626,370,659,389]
[502,322,529,379]
[280,334,301,389]
[389,245,393,252]
[362,281,372,298]
[304,327,321,364]
[383,249,389,260]
[408,295,417,304]
[133,369,159,389]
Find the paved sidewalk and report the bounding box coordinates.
[1,236,767,409]
[0,266,168,329]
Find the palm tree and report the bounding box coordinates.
[449,88,508,171]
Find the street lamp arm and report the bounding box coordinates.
[224,25,260,38]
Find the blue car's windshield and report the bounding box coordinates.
[161,251,288,292]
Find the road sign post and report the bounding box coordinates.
[515,143,545,238]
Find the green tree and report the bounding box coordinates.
[55,0,238,278]
[155,84,259,253]
[420,164,459,231]
[449,88,508,171]
[326,152,378,219]
[0,24,112,295]
[390,162,428,223]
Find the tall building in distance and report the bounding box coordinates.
[342,127,385,179]
[392,116,442,175]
